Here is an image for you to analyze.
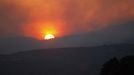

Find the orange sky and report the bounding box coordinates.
[0,0,134,39]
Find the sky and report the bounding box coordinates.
[0,0,134,40]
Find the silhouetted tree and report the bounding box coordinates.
[100,56,134,75]
[100,57,119,75]
[117,56,134,75]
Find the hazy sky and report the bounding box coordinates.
[0,0,134,39]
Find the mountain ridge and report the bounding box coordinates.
[0,21,134,54]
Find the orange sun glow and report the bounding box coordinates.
[44,34,55,40]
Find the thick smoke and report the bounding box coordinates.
[0,0,134,39]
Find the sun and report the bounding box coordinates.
[44,34,55,40]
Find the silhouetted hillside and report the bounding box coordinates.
[0,44,134,75]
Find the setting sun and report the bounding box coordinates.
[44,34,55,40]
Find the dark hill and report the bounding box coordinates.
[0,44,134,75]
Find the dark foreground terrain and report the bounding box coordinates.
[0,44,134,75]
